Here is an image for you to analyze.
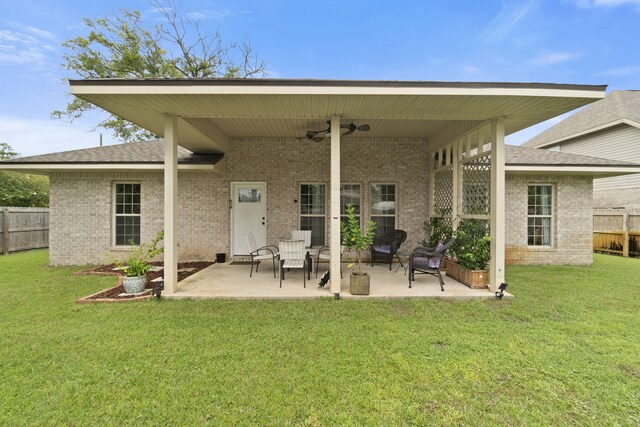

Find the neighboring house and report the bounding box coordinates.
[523,90,640,208]
[2,79,640,295]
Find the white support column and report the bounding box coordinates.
[489,118,506,292]
[452,141,460,228]
[163,115,179,294]
[329,115,342,295]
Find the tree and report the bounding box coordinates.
[0,143,49,207]
[53,0,267,142]
[0,142,18,160]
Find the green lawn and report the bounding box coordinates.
[1,250,639,426]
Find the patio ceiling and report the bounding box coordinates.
[70,79,606,153]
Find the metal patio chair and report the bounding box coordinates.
[244,232,279,278]
[315,245,345,278]
[291,230,314,278]
[279,239,307,288]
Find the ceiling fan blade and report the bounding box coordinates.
[342,129,355,136]
[357,124,370,132]
[312,136,324,143]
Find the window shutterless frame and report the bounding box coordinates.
[369,183,397,236]
[113,182,142,246]
[299,183,327,246]
[340,183,362,224]
[527,184,554,247]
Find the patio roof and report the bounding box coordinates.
[69,78,607,154]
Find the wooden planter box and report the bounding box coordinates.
[446,261,487,289]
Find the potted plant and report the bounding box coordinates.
[114,231,164,294]
[340,203,376,295]
[446,219,490,288]
[420,212,454,271]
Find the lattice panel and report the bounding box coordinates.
[433,167,453,215]
[462,154,491,215]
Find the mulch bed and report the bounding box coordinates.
[75,261,214,303]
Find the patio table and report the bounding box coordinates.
[394,250,412,275]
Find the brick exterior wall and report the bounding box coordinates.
[49,171,225,265]
[505,174,593,265]
[49,138,429,265]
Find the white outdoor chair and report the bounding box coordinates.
[290,230,312,248]
[315,245,345,279]
[291,230,313,278]
[279,239,307,288]
[244,232,279,278]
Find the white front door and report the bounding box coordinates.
[231,182,267,256]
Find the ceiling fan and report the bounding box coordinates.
[299,121,371,142]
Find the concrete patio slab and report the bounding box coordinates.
[165,262,511,300]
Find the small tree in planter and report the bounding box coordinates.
[340,203,376,295]
[447,219,491,288]
[421,211,454,248]
[114,231,164,294]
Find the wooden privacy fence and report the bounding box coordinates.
[0,207,49,255]
[593,208,640,257]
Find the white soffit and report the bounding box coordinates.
[70,79,606,153]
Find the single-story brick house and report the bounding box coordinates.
[2,79,640,295]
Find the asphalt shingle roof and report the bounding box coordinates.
[505,145,636,166]
[1,140,223,164]
[523,90,640,148]
[1,139,635,169]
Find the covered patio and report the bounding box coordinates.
[166,261,503,299]
[68,79,607,298]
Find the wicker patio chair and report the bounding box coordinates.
[279,239,307,288]
[370,229,407,270]
[244,232,279,278]
[408,239,454,291]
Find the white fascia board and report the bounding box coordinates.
[0,163,218,172]
[506,165,640,175]
[71,84,606,99]
[532,118,640,149]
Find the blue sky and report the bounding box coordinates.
[1,0,639,156]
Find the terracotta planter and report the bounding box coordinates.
[445,261,487,289]
[122,275,147,294]
[350,272,370,295]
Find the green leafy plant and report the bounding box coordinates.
[450,219,490,271]
[421,213,454,248]
[114,231,164,277]
[340,204,376,274]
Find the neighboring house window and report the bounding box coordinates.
[370,183,396,236]
[300,183,326,246]
[527,184,553,246]
[114,183,141,246]
[340,183,361,224]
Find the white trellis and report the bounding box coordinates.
[429,119,505,291]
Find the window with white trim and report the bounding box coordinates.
[340,183,361,224]
[114,183,141,246]
[370,183,396,237]
[527,184,553,247]
[300,183,326,246]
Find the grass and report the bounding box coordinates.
[1,250,639,425]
